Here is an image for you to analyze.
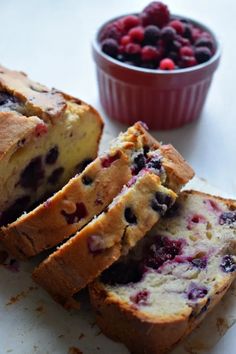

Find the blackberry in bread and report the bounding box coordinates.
[0,65,103,226]
[33,171,177,307]
[89,190,236,354]
[1,122,194,259]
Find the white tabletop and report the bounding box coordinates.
[0,1,235,353]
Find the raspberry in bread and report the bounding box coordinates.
[89,190,236,354]
[1,122,194,260]
[0,65,103,226]
[33,170,178,307]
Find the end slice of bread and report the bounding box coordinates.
[89,190,236,354]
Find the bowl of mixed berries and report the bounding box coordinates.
[92,1,221,130]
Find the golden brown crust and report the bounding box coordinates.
[0,111,43,160]
[159,145,195,191]
[89,276,233,354]
[0,65,66,122]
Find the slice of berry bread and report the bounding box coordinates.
[1,122,194,260]
[33,171,177,307]
[0,65,103,227]
[89,190,236,354]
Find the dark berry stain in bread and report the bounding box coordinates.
[187,284,208,301]
[143,236,183,270]
[219,211,236,225]
[132,153,146,174]
[48,167,64,184]
[124,207,137,224]
[82,175,93,185]
[61,202,88,224]
[220,255,236,273]
[19,156,44,190]
[45,146,59,164]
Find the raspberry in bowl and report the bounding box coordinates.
[92,1,221,130]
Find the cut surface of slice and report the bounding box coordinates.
[33,171,177,307]
[89,190,236,354]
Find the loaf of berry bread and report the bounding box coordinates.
[33,171,177,307]
[1,122,194,260]
[89,190,236,354]
[0,65,103,227]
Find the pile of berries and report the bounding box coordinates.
[100,1,215,70]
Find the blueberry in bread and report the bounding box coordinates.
[0,65,103,226]
[89,190,236,354]
[33,171,177,307]
[1,122,194,260]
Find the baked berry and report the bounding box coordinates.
[161,26,176,42]
[101,38,119,58]
[132,153,146,174]
[144,236,182,270]
[188,284,208,301]
[147,155,162,170]
[169,20,184,35]
[142,1,170,28]
[220,255,236,273]
[122,15,140,31]
[141,45,160,62]
[61,202,88,224]
[219,211,236,225]
[45,145,59,165]
[159,58,175,70]
[48,167,64,185]
[180,46,194,57]
[101,151,121,168]
[120,35,131,46]
[128,26,144,43]
[19,156,44,190]
[82,175,93,185]
[143,25,161,44]
[130,290,150,305]
[35,123,48,137]
[124,207,137,224]
[195,37,214,51]
[155,191,173,208]
[100,21,123,41]
[195,47,212,63]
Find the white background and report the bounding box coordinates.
[0,1,235,353]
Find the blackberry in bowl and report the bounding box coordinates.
[92,1,221,130]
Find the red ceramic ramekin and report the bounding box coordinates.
[92,15,221,130]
